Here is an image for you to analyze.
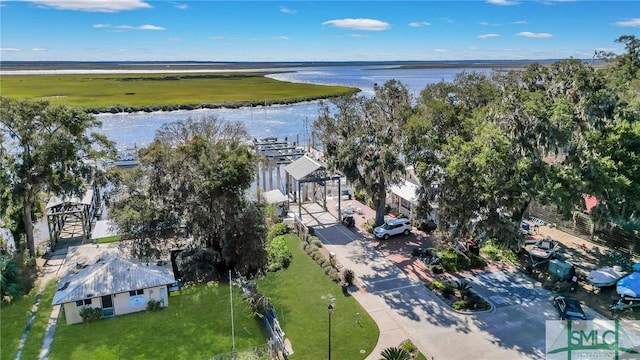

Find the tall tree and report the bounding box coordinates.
[108,117,267,277]
[315,80,413,225]
[0,97,113,257]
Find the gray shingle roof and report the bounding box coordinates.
[53,245,175,305]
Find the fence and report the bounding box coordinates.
[527,201,640,257]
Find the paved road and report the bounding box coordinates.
[314,220,606,360]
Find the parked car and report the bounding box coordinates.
[553,296,587,320]
[373,218,412,240]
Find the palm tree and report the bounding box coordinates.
[380,347,411,360]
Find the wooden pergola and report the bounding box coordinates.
[46,182,100,251]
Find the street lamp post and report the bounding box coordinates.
[327,303,334,360]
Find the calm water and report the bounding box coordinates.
[95,65,487,148]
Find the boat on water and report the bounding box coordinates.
[114,148,138,168]
[102,147,138,168]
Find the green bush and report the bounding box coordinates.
[146,299,163,312]
[1,255,23,303]
[452,300,467,311]
[267,235,293,272]
[267,223,290,241]
[480,239,519,263]
[79,307,103,322]
[362,219,376,234]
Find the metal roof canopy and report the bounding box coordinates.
[284,155,325,181]
[284,155,345,221]
[389,180,419,203]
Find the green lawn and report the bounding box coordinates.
[48,283,267,360]
[0,73,358,112]
[20,280,58,359]
[0,283,39,360]
[258,234,379,359]
[94,235,122,244]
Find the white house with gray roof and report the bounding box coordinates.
[53,244,175,324]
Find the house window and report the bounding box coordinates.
[400,198,412,210]
[129,289,144,296]
[75,299,92,307]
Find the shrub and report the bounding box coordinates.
[432,265,445,274]
[146,299,163,312]
[454,280,472,300]
[362,219,376,234]
[0,255,23,304]
[267,223,290,241]
[310,237,323,248]
[79,307,103,322]
[452,300,467,311]
[480,239,519,263]
[441,285,455,299]
[429,280,445,290]
[343,269,355,285]
[380,347,411,360]
[400,340,417,353]
[267,235,292,272]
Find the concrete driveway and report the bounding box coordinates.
[313,214,606,360]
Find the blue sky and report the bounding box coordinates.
[0,0,638,61]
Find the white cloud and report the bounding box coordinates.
[115,24,165,31]
[349,34,370,38]
[615,18,640,27]
[479,21,500,26]
[468,47,479,50]
[513,20,527,24]
[167,38,182,42]
[93,23,111,28]
[266,36,290,40]
[433,49,448,52]
[323,18,390,31]
[409,21,431,28]
[478,33,501,39]
[32,48,47,51]
[174,3,188,10]
[487,0,519,5]
[441,18,455,23]
[516,31,553,38]
[280,6,297,14]
[0,48,22,52]
[27,0,151,12]
[140,24,164,30]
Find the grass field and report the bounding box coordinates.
[20,280,57,360]
[0,283,39,360]
[0,72,358,112]
[258,234,379,359]
[48,283,267,360]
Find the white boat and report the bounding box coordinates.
[587,266,628,288]
[114,148,138,168]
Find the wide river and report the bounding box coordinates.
[93,65,489,148]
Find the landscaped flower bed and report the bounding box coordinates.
[425,280,491,312]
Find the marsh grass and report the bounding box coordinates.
[1,72,358,112]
